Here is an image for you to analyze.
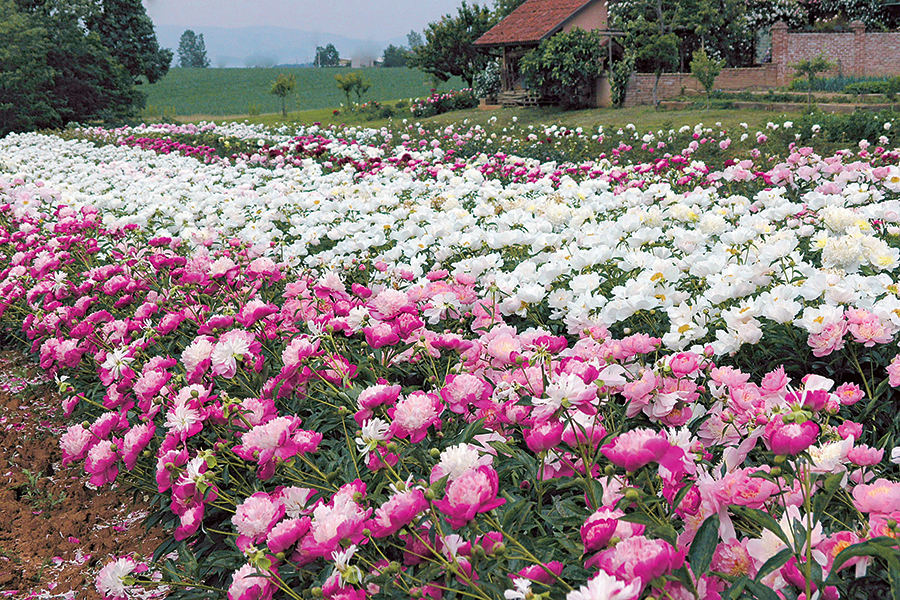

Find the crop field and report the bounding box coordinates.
[140,67,466,116]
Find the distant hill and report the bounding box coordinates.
[154,25,406,68]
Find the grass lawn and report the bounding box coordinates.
[183,103,805,136]
[142,67,465,117]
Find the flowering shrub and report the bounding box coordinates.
[410,89,478,118]
[0,118,899,599]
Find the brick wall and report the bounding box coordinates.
[771,21,900,85]
[621,65,777,107]
[618,23,900,106]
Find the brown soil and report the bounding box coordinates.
[0,350,167,599]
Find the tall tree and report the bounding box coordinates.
[178,30,210,68]
[406,30,424,49]
[494,0,526,18]
[314,44,340,67]
[408,1,497,88]
[0,0,58,134]
[83,0,172,82]
[6,0,145,130]
[381,44,410,67]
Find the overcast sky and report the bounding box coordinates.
[142,0,467,40]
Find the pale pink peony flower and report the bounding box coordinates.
[227,563,277,600]
[369,289,411,319]
[211,329,256,378]
[60,423,94,466]
[389,391,443,443]
[433,465,505,528]
[852,478,900,514]
[711,539,755,578]
[565,570,641,600]
[95,556,137,600]
[888,354,900,387]
[807,321,847,358]
[232,492,285,552]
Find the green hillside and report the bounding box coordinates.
[140,67,466,116]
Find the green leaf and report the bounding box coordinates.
[745,578,782,600]
[755,547,793,583]
[731,506,789,545]
[812,472,844,522]
[688,514,720,575]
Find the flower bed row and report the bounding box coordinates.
[1,166,899,600]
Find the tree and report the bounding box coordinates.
[381,44,409,68]
[0,0,58,135]
[406,30,424,49]
[5,0,144,131]
[408,1,497,88]
[334,72,371,107]
[611,0,680,107]
[82,0,173,83]
[520,28,608,109]
[177,30,210,68]
[270,73,296,117]
[314,44,340,67]
[793,54,835,108]
[690,46,724,109]
[494,0,526,18]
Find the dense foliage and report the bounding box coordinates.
[408,1,497,88]
[521,29,609,110]
[178,30,211,69]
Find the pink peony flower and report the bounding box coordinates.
[834,382,864,406]
[565,570,641,600]
[85,439,119,486]
[228,564,277,600]
[592,535,684,590]
[888,354,900,387]
[232,492,285,552]
[389,392,443,443]
[852,478,900,514]
[847,444,884,467]
[601,428,684,473]
[433,465,506,528]
[524,420,563,453]
[369,488,428,538]
[266,517,311,554]
[807,321,847,358]
[765,418,819,455]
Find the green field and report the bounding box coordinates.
[141,67,466,117]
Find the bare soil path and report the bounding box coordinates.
[0,350,167,599]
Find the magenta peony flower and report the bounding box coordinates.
[764,418,819,455]
[433,465,506,528]
[592,535,684,590]
[369,488,428,538]
[84,439,119,486]
[266,517,311,554]
[601,428,683,473]
[524,420,564,453]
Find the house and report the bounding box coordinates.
[474,0,620,106]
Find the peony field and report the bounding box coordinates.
[2,115,900,600]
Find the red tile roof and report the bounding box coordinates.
[475,0,597,46]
